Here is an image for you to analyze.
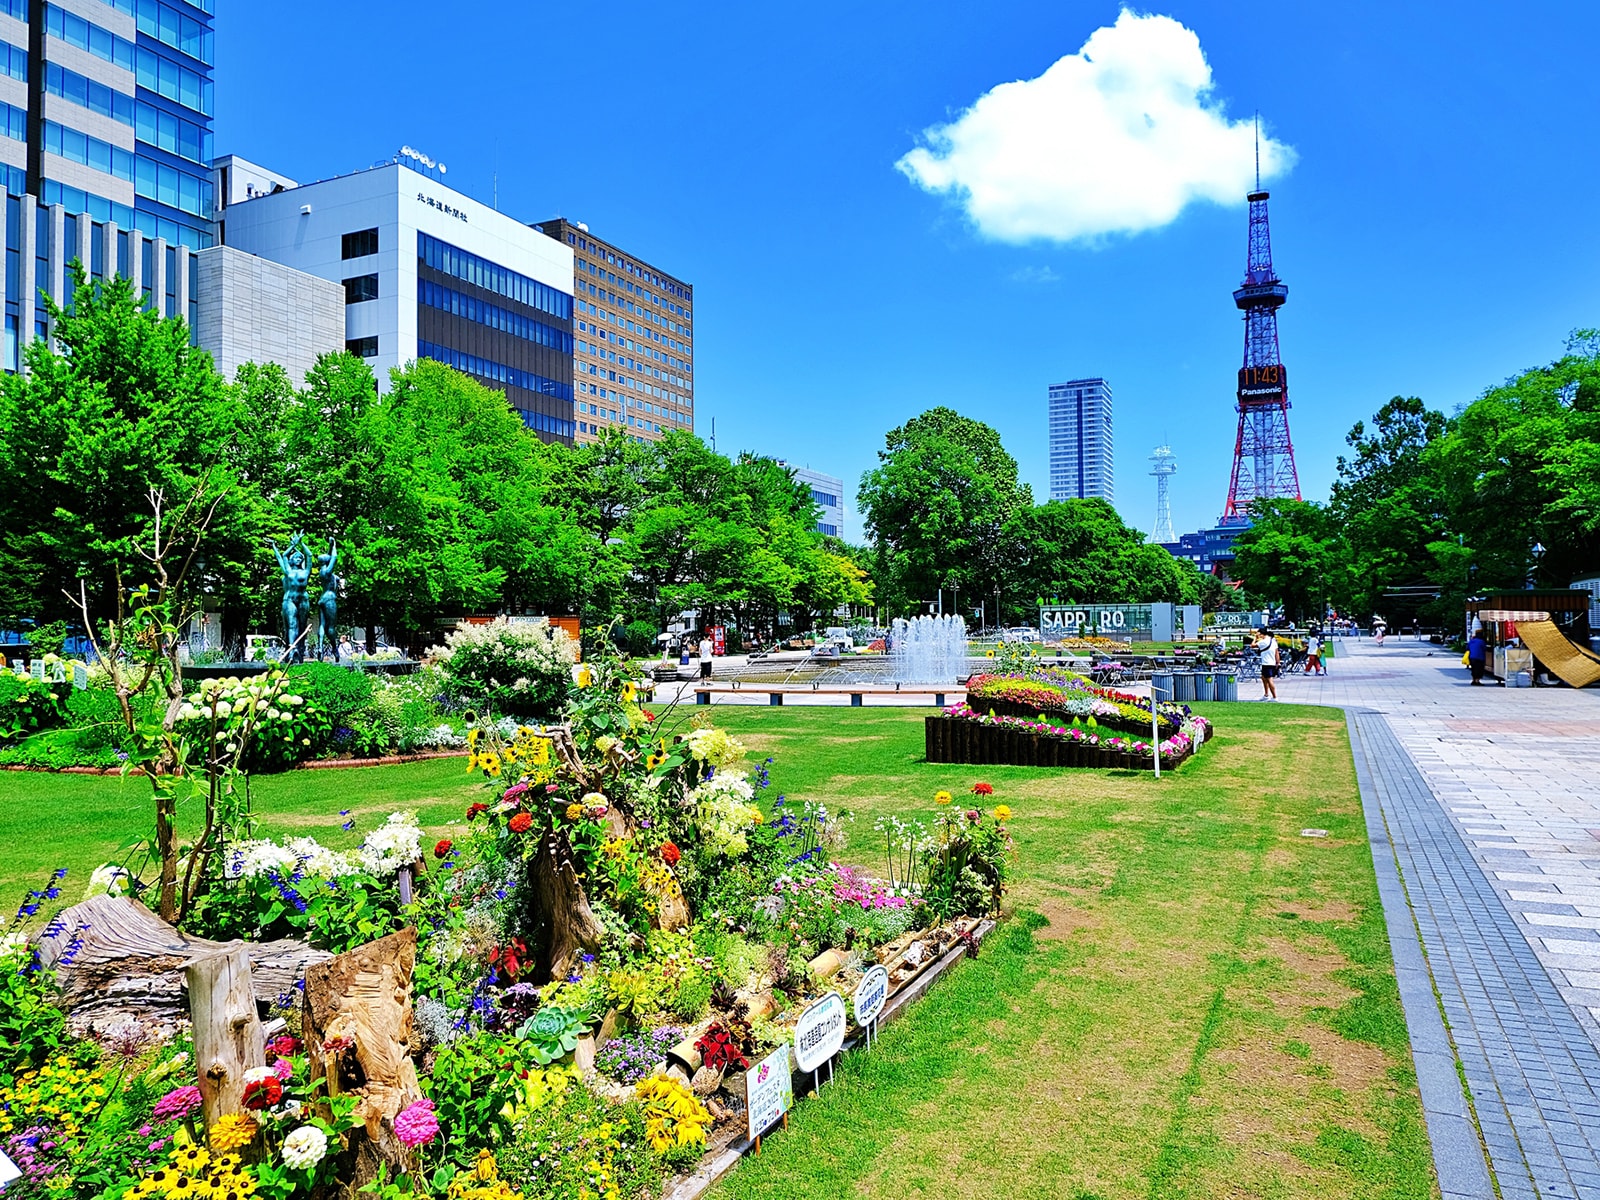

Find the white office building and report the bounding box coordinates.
[1048,377,1114,503]
[218,158,577,442]
[780,463,845,538]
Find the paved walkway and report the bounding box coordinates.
[1272,638,1600,1198]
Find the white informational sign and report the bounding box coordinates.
[745,1044,795,1140]
[793,991,847,1073]
[0,1147,21,1187]
[853,965,889,1029]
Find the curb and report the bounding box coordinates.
[1345,708,1493,1200]
[0,751,459,776]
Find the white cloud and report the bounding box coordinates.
[896,9,1295,244]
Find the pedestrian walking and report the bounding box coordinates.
[1466,632,1504,686]
[1305,632,1323,675]
[1254,628,1280,701]
[1319,635,1332,674]
[698,634,714,680]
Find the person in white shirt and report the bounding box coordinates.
[699,636,714,680]
[1254,628,1280,700]
[1305,633,1322,675]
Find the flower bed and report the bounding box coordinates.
[926,702,1210,770]
[2,639,1022,1200]
[963,671,1193,741]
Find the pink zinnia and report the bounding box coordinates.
[393,1099,439,1148]
[272,1057,293,1082]
[151,1085,203,1123]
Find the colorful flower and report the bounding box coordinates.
[280,1125,327,1170]
[393,1099,439,1148]
[508,813,533,834]
[208,1114,257,1153]
[660,841,681,867]
[240,1070,282,1111]
[993,804,1012,821]
[151,1085,203,1123]
[271,1057,293,1083]
[265,1036,300,1057]
[972,782,994,796]
[466,802,490,821]
[433,839,453,859]
[934,790,953,805]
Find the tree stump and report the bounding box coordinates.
[187,947,266,1129]
[302,928,425,1187]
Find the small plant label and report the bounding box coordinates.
[746,1044,795,1141]
[853,964,889,1030]
[0,1147,20,1187]
[73,663,88,689]
[793,991,846,1073]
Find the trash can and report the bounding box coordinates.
[1216,673,1238,701]
[1195,674,1215,702]
[1174,672,1196,702]
[1151,670,1175,703]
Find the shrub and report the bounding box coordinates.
[429,618,576,721]
[624,619,658,657]
[0,671,71,741]
[285,661,374,729]
[348,688,403,756]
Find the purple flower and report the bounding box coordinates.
[393,1099,439,1148]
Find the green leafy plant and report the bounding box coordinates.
[0,671,72,742]
[516,1005,587,1065]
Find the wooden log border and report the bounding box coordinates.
[925,715,1192,771]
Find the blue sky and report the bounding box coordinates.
[215,2,1600,543]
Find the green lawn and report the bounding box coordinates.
[0,704,1435,1200]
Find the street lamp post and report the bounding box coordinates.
[1528,542,1545,589]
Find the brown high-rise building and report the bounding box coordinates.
[534,218,693,445]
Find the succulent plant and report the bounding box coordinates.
[517,1005,586,1065]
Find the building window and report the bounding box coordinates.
[46,63,135,126]
[343,274,378,304]
[341,228,379,260]
[346,336,378,358]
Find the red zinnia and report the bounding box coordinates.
[433,839,453,858]
[466,802,490,821]
[241,1076,282,1111]
[660,841,681,867]
[508,813,533,834]
[643,711,656,722]
[971,782,994,796]
[265,1035,300,1057]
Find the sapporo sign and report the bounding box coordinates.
[793,991,847,1073]
[852,964,889,1028]
[745,1044,795,1140]
[1040,604,1153,641]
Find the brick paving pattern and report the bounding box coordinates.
[1281,637,1600,1198]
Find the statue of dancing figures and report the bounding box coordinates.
[315,539,340,661]
[273,533,312,663]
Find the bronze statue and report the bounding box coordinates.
[273,533,311,663]
[315,539,340,661]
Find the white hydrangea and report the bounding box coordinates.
[686,728,746,769]
[690,770,761,857]
[359,812,422,875]
[229,840,300,879]
[284,837,362,878]
[84,863,131,898]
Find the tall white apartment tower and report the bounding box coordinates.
[1048,378,1114,503]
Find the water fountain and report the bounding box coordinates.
[888,615,969,683]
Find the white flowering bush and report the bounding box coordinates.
[686,727,746,771]
[360,812,423,874]
[172,672,331,770]
[690,770,763,857]
[429,618,578,720]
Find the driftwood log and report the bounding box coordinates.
[187,947,266,1126]
[303,928,424,1186]
[32,895,329,1033]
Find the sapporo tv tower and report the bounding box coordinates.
[1221,127,1301,524]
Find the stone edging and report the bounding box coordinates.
[0,751,459,776]
[1344,708,1493,1200]
[663,917,997,1200]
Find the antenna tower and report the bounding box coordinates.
[1221,127,1300,523]
[1150,446,1178,543]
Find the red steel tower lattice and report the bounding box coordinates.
[1221,185,1300,523]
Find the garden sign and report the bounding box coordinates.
[853,964,889,1047]
[746,1044,796,1141]
[793,991,847,1073]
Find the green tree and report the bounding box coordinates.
[0,269,244,627]
[1230,500,1339,623]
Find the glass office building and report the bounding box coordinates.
[1048,377,1114,503]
